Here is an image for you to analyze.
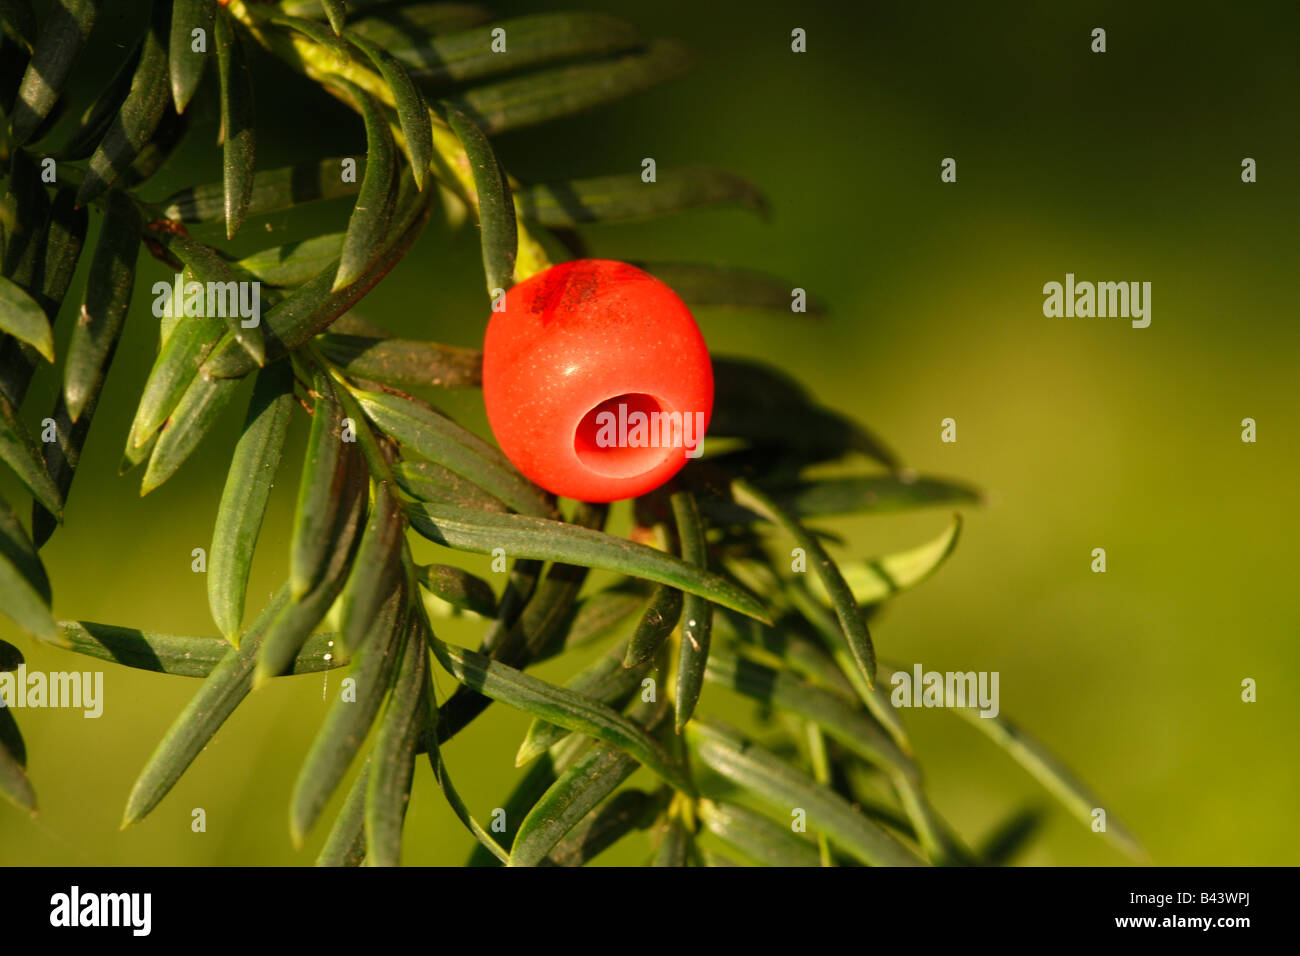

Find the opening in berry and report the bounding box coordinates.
[573,392,678,478]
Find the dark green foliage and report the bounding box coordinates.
[0,0,1140,867]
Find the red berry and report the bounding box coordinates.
[482,259,714,502]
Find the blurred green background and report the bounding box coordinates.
[2,0,1297,865]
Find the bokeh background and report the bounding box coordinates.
[2,0,1297,865]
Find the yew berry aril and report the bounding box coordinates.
[482,259,714,503]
